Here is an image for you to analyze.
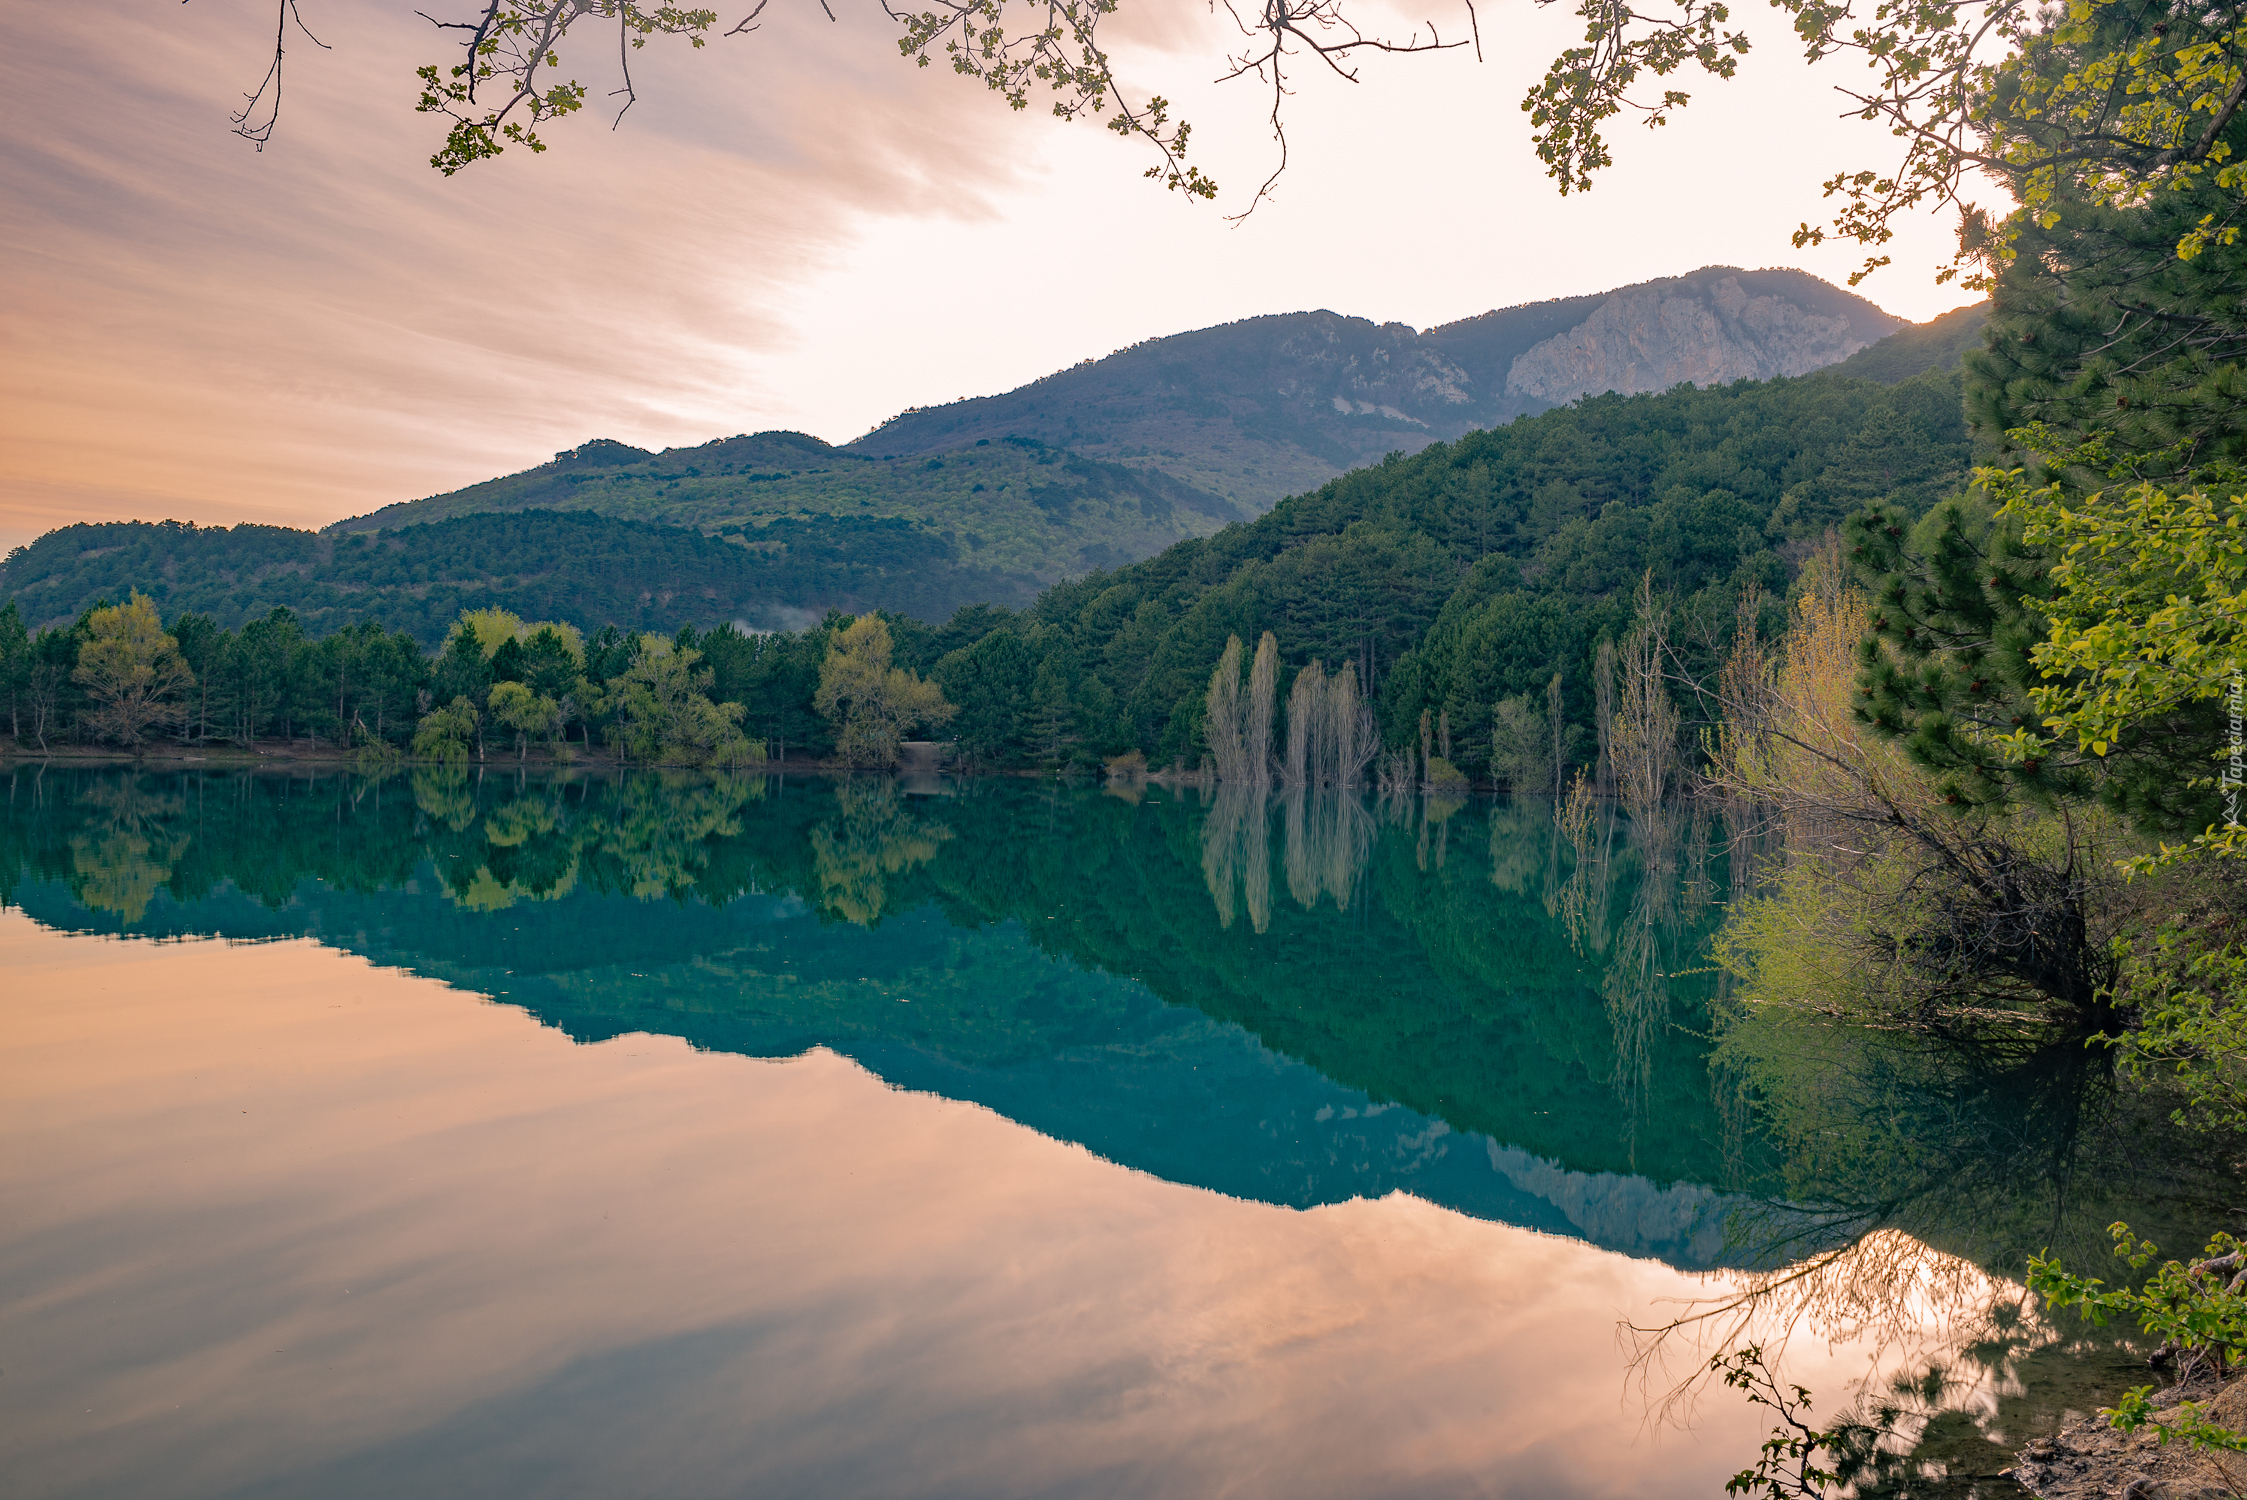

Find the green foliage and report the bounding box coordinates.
[3,349,1974,770]
[608,639,752,766]
[1991,453,2247,859]
[1968,170,2247,483]
[1716,1346,1884,1499]
[488,680,562,759]
[2104,1384,2247,1457]
[71,592,194,745]
[1844,481,2229,839]
[412,4,715,174]
[1822,305,1991,385]
[412,697,480,763]
[2029,1224,2247,1453]
[903,364,1971,776]
[1423,756,1469,794]
[2114,924,2247,1129]
[0,511,1034,641]
[1529,0,2247,285]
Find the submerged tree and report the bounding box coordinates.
[1611,575,1679,823]
[1202,633,1278,784]
[1284,659,1324,786]
[1244,633,1277,787]
[1283,656,1378,789]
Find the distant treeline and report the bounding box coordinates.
[0,509,1043,641]
[0,358,1972,772]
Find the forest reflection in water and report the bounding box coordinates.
[5,764,2241,1489]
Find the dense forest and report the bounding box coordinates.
[0,508,1044,639]
[0,325,1974,771]
[910,355,1972,773]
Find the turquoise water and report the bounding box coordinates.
[0,766,2227,1496]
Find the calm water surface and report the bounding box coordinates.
[1,767,2233,1498]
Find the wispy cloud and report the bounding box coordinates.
[0,0,1027,547]
[2,0,1986,553]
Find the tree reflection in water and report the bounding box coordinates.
[1281,787,1375,914]
[65,779,190,923]
[9,765,2242,1488]
[810,777,953,926]
[1632,1012,2245,1494]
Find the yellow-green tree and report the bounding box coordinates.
[814,616,957,768]
[487,680,562,760]
[610,637,759,765]
[72,592,195,745]
[411,697,480,763]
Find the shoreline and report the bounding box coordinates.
[2010,1374,2245,1499]
[0,742,1111,782]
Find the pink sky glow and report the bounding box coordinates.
[0,0,1986,553]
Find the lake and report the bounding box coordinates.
[1,766,2227,1497]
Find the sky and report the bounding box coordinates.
[0,0,1987,554]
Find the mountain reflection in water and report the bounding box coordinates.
[3,765,2236,1298]
[2,767,1760,1262]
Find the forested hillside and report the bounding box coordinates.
[0,508,1041,640]
[1,315,1977,764]
[331,432,1247,589]
[902,363,1971,771]
[331,270,1923,594]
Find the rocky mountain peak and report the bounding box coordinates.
[1502,271,1899,401]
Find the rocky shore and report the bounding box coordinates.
[2008,1377,2245,1500]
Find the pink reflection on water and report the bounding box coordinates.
[2,912,1847,1498]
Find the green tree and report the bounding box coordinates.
[934,628,1033,767]
[167,612,228,743]
[488,680,562,760]
[488,634,529,685]
[431,624,492,712]
[411,696,480,763]
[0,600,27,743]
[610,637,753,765]
[521,625,582,701]
[25,623,85,751]
[1994,457,2247,857]
[1028,650,1077,767]
[814,616,957,769]
[233,607,310,742]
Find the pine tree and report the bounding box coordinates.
[1963,2,2247,490]
[1847,494,2225,837]
[1848,111,2247,837]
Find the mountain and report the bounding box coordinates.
[2,288,1976,636]
[846,266,1904,511]
[329,269,1911,585]
[1822,301,1989,383]
[331,431,1248,591]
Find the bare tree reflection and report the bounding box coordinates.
[1281,788,1375,913]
